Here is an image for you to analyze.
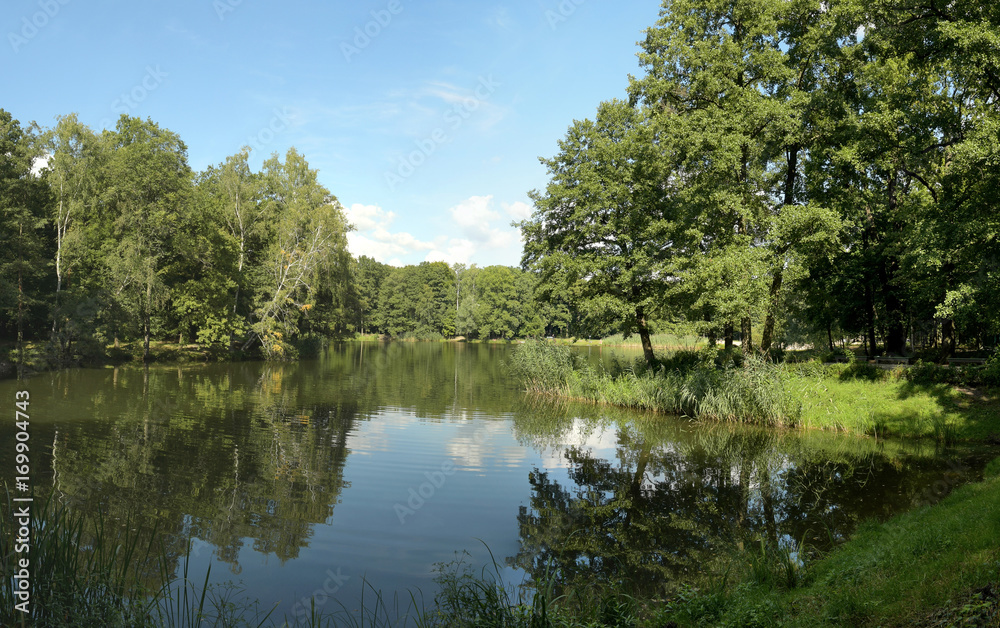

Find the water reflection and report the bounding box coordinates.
[0,342,989,616]
[507,399,987,598]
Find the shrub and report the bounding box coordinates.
[981,354,1000,387]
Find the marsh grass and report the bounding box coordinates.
[0,488,163,627]
[507,341,800,427]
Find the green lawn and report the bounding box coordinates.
[792,371,1000,442]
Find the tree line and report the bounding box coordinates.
[5,1,997,365]
[521,0,1000,365]
[0,113,605,363]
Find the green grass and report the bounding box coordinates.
[599,333,707,350]
[662,460,1000,627]
[790,362,1000,442]
[508,342,1000,442]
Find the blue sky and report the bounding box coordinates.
[5,0,662,267]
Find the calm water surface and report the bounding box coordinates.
[0,342,990,620]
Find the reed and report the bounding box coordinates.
[507,341,801,427]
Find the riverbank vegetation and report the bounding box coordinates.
[508,340,1000,442]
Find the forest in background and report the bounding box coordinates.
[3,0,1000,366]
[0,113,607,364]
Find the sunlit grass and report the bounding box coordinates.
[791,370,1000,442]
[599,333,707,350]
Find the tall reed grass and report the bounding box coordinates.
[507,341,801,427]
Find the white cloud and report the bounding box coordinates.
[450,195,502,240]
[344,203,436,265]
[346,196,526,267]
[425,238,477,265]
[503,200,532,221]
[344,203,393,231]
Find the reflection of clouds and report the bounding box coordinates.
[445,420,525,472]
[538,418,621,470]
[346,418,393,455]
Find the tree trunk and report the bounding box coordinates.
[143,283,152,363]
[724,321,734,352]
[760,144,797,355]
[706,313,718,347]
[760,270,783,354]
[864,283,877,357]
[741,316,753,356]
[144,315,151,363]
[636,305,656,367]
[941,318,956,360]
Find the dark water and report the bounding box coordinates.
[0,342,990,620]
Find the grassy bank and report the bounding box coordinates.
[506,341,1000,442]
[507,341,804,429]
[660,458,1000,627]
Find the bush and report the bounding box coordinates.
[839,360,886,382]
[906,358,999,387]
[981,354,1000,387]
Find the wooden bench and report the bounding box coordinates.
[947,357,987,366]
[874,356,910,365]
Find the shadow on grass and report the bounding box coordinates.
[891,381,1000,442]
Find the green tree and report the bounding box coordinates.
[454,264,481,338]
[97,115,193,362]
[0,109,51,359]
[42,114,104,355]
[628,0,843,355]
[252,148,352,358]
[521,99,682,365]
[354,256,389,335]
[474,266,541,340]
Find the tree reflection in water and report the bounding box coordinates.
[507,399,977,599]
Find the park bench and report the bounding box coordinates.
[874,356,910,365]
[946,357,987,366]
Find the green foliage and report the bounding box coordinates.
[375,262,456,339]
[521,99,683,364]
[904,358,1000,388]
[0,109,52,352]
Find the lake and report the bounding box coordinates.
[0,342,990,622]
